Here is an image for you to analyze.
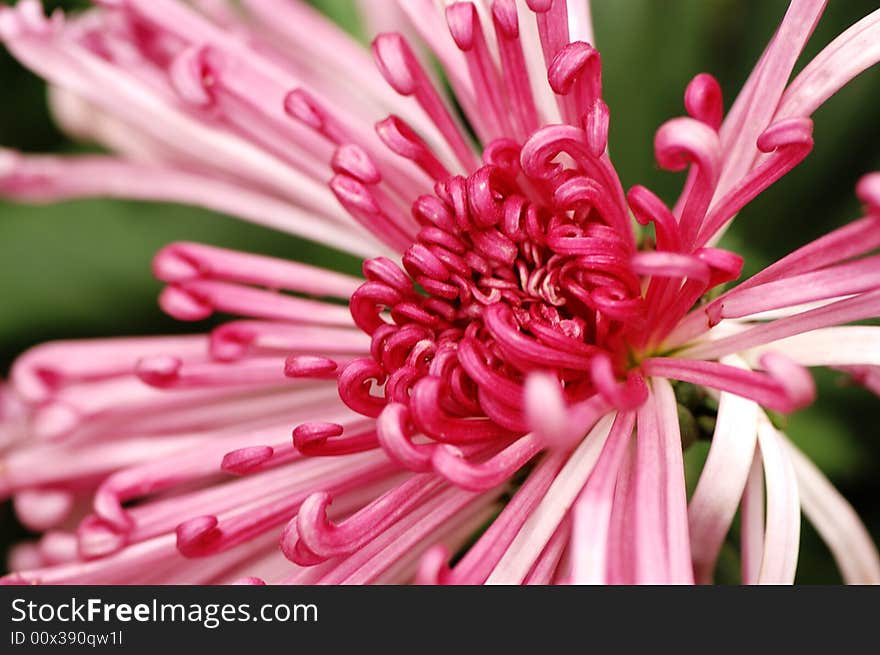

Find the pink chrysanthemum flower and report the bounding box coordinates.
[1,0,879,585]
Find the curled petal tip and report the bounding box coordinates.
[0,1,58,41]
[159,285,213,321]
[590,353,648,410]
[337,358,388,417]
[77,516,127,559]
[284,354,338,378]
[446,2,478,51]
[525,0,554,12]
[548,41,601,98]
[135,355,182,388]
[654,116,721,175]
[209,324,255,362]
[626,184,682,251]
[756,117,814,153]
[292,422,344,451]
[152,243,203,283]
[13,488,74,532]
[329,174,382,215]
[331,144,381,185]
[491,0,519,38]
[283,88,323,129]
[363,257,414,295]
[279,518,326,565]
[376,115,449,180]
[684,73,723,130]
[221,445,274,474]
[93,488,133,532]
[283,87,348,145]
[856,172,880,212]
[176,515,220,558]
[376,403,434,472]
[519,123,596,180]
[292,492,340,561]
[169,45,216,107]
[371,33,418,95]
[415,544,452,584]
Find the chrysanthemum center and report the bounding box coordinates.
[343,136,644,433]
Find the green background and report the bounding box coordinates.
[1,0,878,583]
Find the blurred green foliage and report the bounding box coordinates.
[1,0,878,583]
